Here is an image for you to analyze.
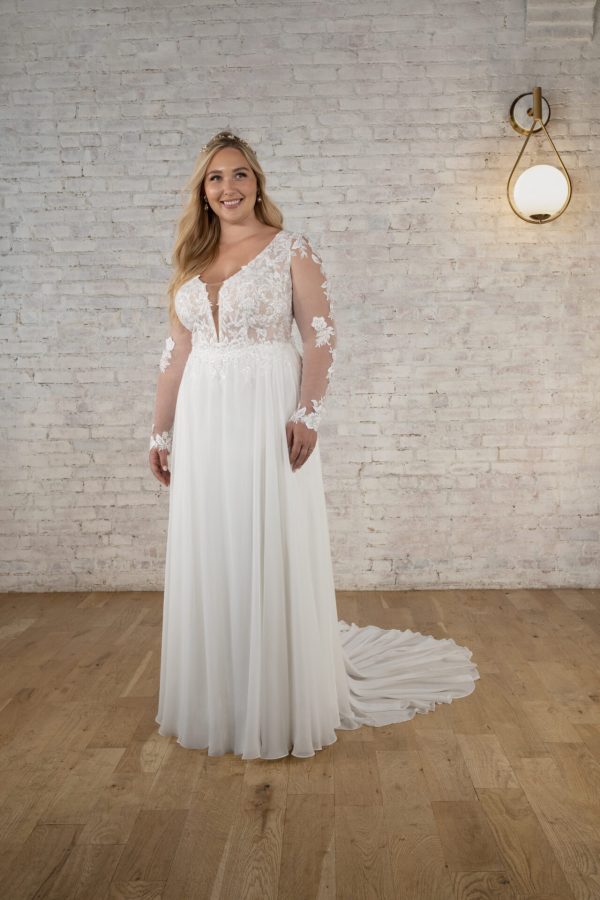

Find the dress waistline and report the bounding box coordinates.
[190,338,298,358]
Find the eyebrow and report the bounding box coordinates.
[206,165,250,175]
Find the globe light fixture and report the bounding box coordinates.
[507,86,572,223]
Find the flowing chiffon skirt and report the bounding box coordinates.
[155,340,480,759]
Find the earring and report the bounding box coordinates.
[203,197,208,210]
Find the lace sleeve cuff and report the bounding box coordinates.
[149,424,173,453]
[289,399,325,432]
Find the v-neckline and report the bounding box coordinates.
[197,229,284,288]
[197,229,285,343]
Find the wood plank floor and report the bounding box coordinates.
[0,589,599,900]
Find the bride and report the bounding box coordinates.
[148,130,479,759]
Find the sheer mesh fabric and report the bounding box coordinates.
[289,234,337,431]
[149,316,192,452]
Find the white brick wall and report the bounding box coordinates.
[526,0,597,43]
[2,0,599,590]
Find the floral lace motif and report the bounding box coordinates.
[159,336,175,372]
[174,230,293,349]
[188,338,300,382]
[288,233,336,432]
[289,397,325,431]
[312,315,335,347]
[149,424,173,453]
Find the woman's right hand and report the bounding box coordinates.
[149,448,171,487]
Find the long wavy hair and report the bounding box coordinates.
[166,131,284,325]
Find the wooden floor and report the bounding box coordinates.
[0,589,599,900]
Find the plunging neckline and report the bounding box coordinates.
[197,229,285,342]
[197,229,284,288]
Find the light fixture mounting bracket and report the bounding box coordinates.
[509,90,551,136]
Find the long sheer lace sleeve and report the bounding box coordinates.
[288,233,337,432]
[149,314,193,453]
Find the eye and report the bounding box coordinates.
[209,172,248,181]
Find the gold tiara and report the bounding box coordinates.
[200,131,254,155]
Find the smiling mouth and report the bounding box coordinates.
[221,198,243,207]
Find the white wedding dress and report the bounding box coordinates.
[149,228,480,759]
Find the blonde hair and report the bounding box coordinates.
[166,131,284,325]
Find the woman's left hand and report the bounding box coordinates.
[286,420,317,472]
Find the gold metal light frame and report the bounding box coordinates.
[507,86,572,224]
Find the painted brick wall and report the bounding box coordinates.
[3,0,599,590]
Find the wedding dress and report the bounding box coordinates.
[149,228,480,759]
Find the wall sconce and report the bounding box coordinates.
[507,86,572,223]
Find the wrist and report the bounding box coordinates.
[289,401,323,432]
[149,425,173,453]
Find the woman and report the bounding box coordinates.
[148,131,480,759]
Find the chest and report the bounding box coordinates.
[175,245,293,345]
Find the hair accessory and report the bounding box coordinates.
[201,131,254,155]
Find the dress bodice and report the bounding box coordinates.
[150,228,337,452]
[175,229,294,349]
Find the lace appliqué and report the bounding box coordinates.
[188,338,300,382]
[289,397,325,431]
[312,315,335,347]
[312,311,337,417]
[149,424,173,453]
[174,230,292,348]
[288,234,336,432]
[159,336,175,372]
[289,315,336,431]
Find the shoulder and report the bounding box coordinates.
[288,231,322,261]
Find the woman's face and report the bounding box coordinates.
[203,146,259,224]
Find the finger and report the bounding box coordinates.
[292,439,311,470]
[289,430,303,466]
[149,450,169,486]
[159,449,169,472]
[296,436,317,470]
[293,445,310,471]
[285,421,293,452]
[149,448,161,476]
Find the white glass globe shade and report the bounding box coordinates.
[513,164,569,220]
